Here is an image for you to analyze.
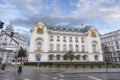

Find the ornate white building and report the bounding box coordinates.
[28,22,103,62]
[101,30,120,64]
[0,25,28,62]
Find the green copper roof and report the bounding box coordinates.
[47,25,91,33]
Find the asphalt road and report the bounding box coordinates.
[0,66,120,80]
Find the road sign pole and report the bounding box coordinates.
[36,56,40,72]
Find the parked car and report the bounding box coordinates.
[11,62,20,66]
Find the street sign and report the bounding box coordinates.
[36,56,40,61]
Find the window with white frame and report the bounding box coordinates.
[69,37,72,42]
[69,44,73,51]
[63,36,66,42]
[56,44,60,51]
[83,55,87,60]
[49,44,53,51]
[56,54,61,60]
[82,45,85,52]
[94,55,99,61]
[57,36,60,41]
[75,37,78,42]
[37,42,42,50]
[76,44,79,52]
[63,44,67,51]
[93,44,97,52]
[49,54,54,60]
[81,37,84,43]
[50,35,53,41]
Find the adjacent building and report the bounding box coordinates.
[28,22,103,62]
[0,25,28,63]
[101,30,120,64]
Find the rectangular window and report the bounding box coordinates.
[57,36,60,41]
[82,45,85,52]
[57,44,60,51]
[75,37,78,42]
[81,37,84,43]
[69,44,73,51]
[69,37,72,42]
[63,36,66,42]
[76,44,79,52]
[63,44,66,51]
[50,35,53,41]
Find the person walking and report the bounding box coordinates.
[18,62,23,73]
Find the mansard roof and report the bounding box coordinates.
[47,25,91,33]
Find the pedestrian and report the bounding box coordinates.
[18,62,23,73]
[1,63,6,73]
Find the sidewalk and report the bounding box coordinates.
[27,66,120,73]
[1,66,120,74]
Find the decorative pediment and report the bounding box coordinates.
[91,29,96,37]
[36,22,44,34]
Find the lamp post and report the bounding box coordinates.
[101,44,108,72]
[36,54,40,72]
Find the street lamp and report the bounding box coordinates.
[101,44,108,72]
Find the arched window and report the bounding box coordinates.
[49,54,54,60]
[69,29,72,32]
[83,55,88,61]
[49,44,53,51]
[76,55,80,60]
[37,42,42,50]
[63,55,67,60]
[93,44,97,52]
[56,28,60,31]
[63,28,66,32]
[50,27,54,31]
[56,54,61,60]
[74,29,78,32]
[94,55,99,61]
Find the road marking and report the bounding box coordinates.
[79,74,102,80]
[41,75,58,80]
[58,73,64,77]
[24,79,30,80]
[87,76,102,80]
[53,77,57,79]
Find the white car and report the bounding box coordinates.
[11,62,20,66]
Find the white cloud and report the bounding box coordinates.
[1,0,120,41]
[71,0,120,23]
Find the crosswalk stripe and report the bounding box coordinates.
[24,79,30,80]
[58,73,64,77]
[87,76,102,80]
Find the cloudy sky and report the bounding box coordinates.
[0,0,120,42]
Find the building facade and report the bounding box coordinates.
[0,25,28,62]
[101,30,120,64]
[28,22,103,62]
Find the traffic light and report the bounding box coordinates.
[11,32,14,37]
[0,21,4,29]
